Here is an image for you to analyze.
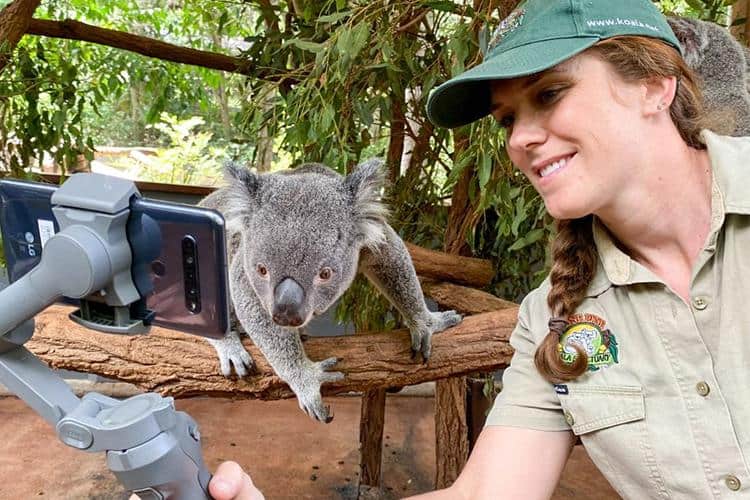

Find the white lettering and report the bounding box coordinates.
[585,18,660,32]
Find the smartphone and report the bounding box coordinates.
[0,178,229,339]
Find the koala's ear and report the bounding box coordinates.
[667,17,706,68]
[344,158,389,249]
[222,162,260,233]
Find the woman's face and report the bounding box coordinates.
[490,52,649,220]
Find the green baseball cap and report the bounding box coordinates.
[426,0,682,129]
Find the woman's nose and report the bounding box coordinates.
[507,115,546,153]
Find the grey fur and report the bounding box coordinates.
[200,159,462,423]
[668,17,750,136]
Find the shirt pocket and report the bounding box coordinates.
[558,385,670,499]
[559,384,644,435]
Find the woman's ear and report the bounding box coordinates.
[642,75,678,116]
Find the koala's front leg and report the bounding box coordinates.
[360,225,462,361]
[231,263,343,423]
[206,328,255,377]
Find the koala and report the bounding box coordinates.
[668,17,750,136]
[199,159,462,422]
[563,328,598,357]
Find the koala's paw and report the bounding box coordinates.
[206,332,255,377]
[295,357,344,423]
[408,310,463,363]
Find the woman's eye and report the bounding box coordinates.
[318,267,333,281]
[538,87,563,105]
[256,264,268,277]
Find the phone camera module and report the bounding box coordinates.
[182,235,201,314]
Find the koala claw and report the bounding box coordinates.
[294,357,344,423]
[207,332,255,378]
[408,310,464,363]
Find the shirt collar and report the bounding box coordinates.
[588,130,747,291]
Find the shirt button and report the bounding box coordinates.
[725,474,742,491]
[692,296,708,310]
[564,410,575,426]
[696,381,711,397]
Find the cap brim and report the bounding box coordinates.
[426,37,600,129]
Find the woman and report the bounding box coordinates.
[212,0,750,498]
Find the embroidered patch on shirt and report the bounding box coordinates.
[557,313,619,371]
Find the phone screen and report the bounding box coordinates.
[0,179,229,338]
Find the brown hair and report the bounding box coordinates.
[533,36,707,383]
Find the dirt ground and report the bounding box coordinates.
[0,395,620,499]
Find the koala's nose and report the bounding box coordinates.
[272,277,305,327]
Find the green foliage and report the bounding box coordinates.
[0,0,252,178]
[111,113,225,185]
[657,0,742,23]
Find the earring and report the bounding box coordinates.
[657,103,666,111]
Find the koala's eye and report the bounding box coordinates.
[318,267,333,281]
[256,264,268,277]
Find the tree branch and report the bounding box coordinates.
[27,304,517,399]
[23,18,285,79]
[0,0,42,70]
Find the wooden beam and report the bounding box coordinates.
[359,389,386,486]
[27,304,517,399]
[434,377,469,489]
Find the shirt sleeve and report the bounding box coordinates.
[484,291,571,432]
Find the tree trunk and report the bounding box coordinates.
[26,304,517,399]
[731,0,750,44]
[0,0,42,71]
[386,91,406,185]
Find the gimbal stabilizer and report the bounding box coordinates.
[0,173,212,499]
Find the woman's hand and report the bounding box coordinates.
[208,461,265,500]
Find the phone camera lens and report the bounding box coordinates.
[185,255,194,265]
[188,301,198,312]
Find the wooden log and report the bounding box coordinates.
[359,389,386,486]
[421,280,517,315]
[405,242,494,288]
[434,377,469,489]
[26,304,517,399]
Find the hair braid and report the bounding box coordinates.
[534,216,597,383]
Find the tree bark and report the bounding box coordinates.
[434,377,469,489]
[386,92,406,185]
[405,242,493,287]
[26,304,517,399]
[421,280,517,315]
[0,0,42,70]
[359,389,386,487]
[25,18,259,77]
[731,0,750,44]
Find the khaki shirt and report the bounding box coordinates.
[486,131,750,499]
